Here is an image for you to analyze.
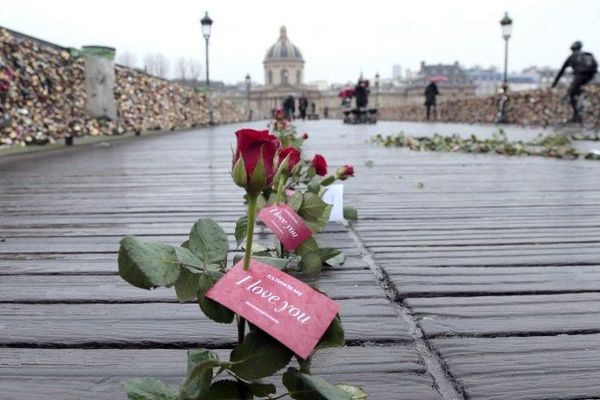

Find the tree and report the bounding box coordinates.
[143,53,170,79]
[188,59,202,83]
[117,51,137,68]
[175,57,188,81]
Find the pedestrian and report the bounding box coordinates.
[354,79,369,108]
[551,41,598,123]
[283,95,295,121]
[323,106,329,119]
[424,81,439,121]
[298,95,308,120]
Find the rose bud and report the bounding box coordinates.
[302,133,309,139]
[311,154,328,176]
[232,129,280,195]
[335,165,354,180]
[278,146,302,173]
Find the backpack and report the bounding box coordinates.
[573,52,598,74]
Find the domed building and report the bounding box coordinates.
[250,26,320,118]
[264,26,304,86]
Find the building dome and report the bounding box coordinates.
[264,26,303,62]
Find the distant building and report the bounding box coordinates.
[392,65,402,79]
[466,67,542,95]
[404,61,476,99]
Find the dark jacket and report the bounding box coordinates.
[552,50,597,87]
[424,83,439,105]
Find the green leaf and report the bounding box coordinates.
[317,315,344,349]
[180,349,222,400]
[253,256,288,270]
[288,192,303,211]
[243,380,276,397]
[174,246,204,269]
[174,267,201,302]
[123,377,178,400]
[336,384,368,399]
[189,218,229,264]
[343,206,358,221]
[204,380,250,399]
[230,331,293,380]
[319,248,346,267]
[198,273,235,324]
[232,156,248,188]
[282,368,352,400]
[118,236,180,290]
[307,176,321,194]
[300,252,323,274]
[295,237,319,257]
[299,193,332,232]
[235,216,248,248]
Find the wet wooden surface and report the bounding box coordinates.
[2,119,600,399]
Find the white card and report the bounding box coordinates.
[322,184,344,222]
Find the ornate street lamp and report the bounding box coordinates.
[200,12,213,86]
[500,12,513,92]
[245,73,252,121]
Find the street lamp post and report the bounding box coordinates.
[245,73,252,121]
[200,12,213,87]
[374,73,380,108]
[500,12,513,92]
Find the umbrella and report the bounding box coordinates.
[428,75,448,83]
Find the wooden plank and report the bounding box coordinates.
[0,345,440,400]
[0,270,383,302]
[0,298,413,346]
[370,265,600,297]
[408,293,600,337]
[431,334,600,400]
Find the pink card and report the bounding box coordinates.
[206,259,340,359]
[258,204,312,251]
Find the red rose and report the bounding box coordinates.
[311,154,328,176]
[336,164,354,180]
[302,133,309,139]
[278,147,302,173]
[232,129,280,194]
[274,108,285,120]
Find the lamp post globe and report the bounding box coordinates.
[200,12,213,86]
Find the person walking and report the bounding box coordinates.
[424,81,439,121]
[282,95,295,121]
[551,41,598,123]
[298,95,308,120]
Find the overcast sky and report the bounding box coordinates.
[1,0,599,84]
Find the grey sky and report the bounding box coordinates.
[1,0,599,84]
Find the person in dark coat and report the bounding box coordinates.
[354,79,369,108]
[282,95,295,121]
[298,95,308,120]
[551,41,598,123]
[424,81,439,120]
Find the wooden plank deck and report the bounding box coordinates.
[1,120,600,399]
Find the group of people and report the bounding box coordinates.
[280,94,316,121]
[423,41,598,124]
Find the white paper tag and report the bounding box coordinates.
[322,184,344,222]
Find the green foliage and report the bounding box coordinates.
[180,349,223,400]
[174,267,201,302]
[203,380,251,400]
[343,206,358,222]
[298,193,332,233]
[123,377,179,400]
[197,272,235,324]
[189,218,229,265]
[230,331,294,380]
[371,130,597,160]
[235,216,249,248]
[318,248,346,267]
[300,252,323,273]
[317,315,345,349]
[252,256,288,270]
[288,192,303,211]
[336,385,368,399]
[282,368,352,400]
[118,236,180,290]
